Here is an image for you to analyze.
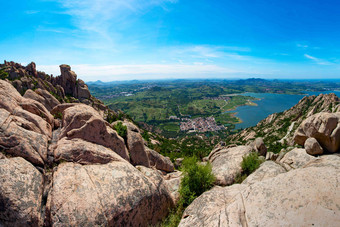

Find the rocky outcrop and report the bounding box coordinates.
[124,121,150,167]
[24,89,60,112]
[46,161,174,226]
[208,145,252,186]
[253,137,267,156]
[57,64,91,100]
[179,154,340,227]
[53,138,127,165]
[229,93,340,151]
[146,147,174,172]
[242,160,286,185]
[279,148,316,170]
[59,104,130,161]
[294,112,340,153]
[0,61,114,119]
[0,157,44,226]
[0,69,177,226]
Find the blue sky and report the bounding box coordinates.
[1,0,340,81]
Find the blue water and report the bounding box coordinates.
[228,91,340,129]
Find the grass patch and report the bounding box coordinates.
[160,157,215,226]
[112,122,127,139]
[235,152,264,183]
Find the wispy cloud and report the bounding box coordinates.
[304,54,333,65]
[38,63,243,81]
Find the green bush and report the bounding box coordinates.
[160,156,215,227]
[113,122,127,139]
[241,152,264,176]
[234,152,264,184]
[179,157,215,207]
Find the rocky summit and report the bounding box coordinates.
[178,98,340,226]
[1,61,340,227]
[0,62,181,226]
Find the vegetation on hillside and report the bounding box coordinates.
[235,152,264,183]
[161,157,215,227]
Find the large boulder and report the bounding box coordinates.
[294,112,340,153]
[59,64,77,96]
[253,137,267,156]
[242,161,286,185]
[179,155,340,227]
[24,89,60,112]
[279,148,316,169]
[54,138,127,165]
[46,161,174,226]
[124,121,150,167]
[304,137,324,155]
[208,145,252,186]
[146,147,174,172]
[59,104,129,161]
[0,157,44,226]
[0,109,48,166]
[0,80,53,138]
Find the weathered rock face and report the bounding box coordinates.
[24,89,60,112]
[179,155,340,227]
[124,121,150,167]
[242,160,286,185]
[0,66,177,227]
[146,147,174,172]
[229,93,340,149]
[46,161,174,226]
[294,112,340,153]
[304,137,324,155]
[279,148,316,170]
[208,145,253,186]
[59,104,130,161]
[253,137,267,156]
[54,138,127,165]
[0,157,44,226]
[0,80,52,166]
[59,64,77,96]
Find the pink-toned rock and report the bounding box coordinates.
[59,64,77,95]
[146,147,174,172]
[294,112,340,153]
[0,109,48,166]
[54,138,127,165]
[59,104,129,161]
[208,145,253,186]
[124,121,150,167]
[0,80,53,138]
[46,161,174,226]
[24,89,60,112]
[0,157,44,226]
[50,103,78,116]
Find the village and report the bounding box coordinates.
[177,116,225,133]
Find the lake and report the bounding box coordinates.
[228,91,340,129]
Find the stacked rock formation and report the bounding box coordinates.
[0,61,110,117]
[0,76,179,226]
[179,111,340,226]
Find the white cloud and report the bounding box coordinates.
[37,63,242,81]
[304,54,333,65]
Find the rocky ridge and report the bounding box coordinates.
[179,97,340,226]
[0,62,180,226]
[0,61,112,118]
[228,93,340,152]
